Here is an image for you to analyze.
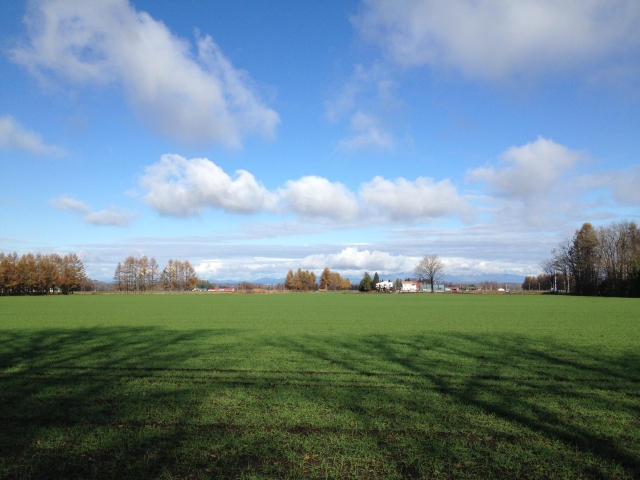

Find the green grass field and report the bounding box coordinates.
[0,293,639,479]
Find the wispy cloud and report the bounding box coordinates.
[578,166,640,206]
[336,112,394,152]
[0,116,65,156]
[466,136,581,200]
[12,0,279,147]
[326,64,403,153]
[354,0,640,81]
[49,195,136,226]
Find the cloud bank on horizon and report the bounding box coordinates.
[1,0,638,281]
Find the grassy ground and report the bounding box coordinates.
[0,293,638,479]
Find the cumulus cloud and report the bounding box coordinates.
[336,112,394,152]
[12,0,279,147]
[278,176,360,220]
[354,0,640,80]
[0,116,65,156]
[194,260,224,277]
[300,247,418,273]
[578,166,640,205]
[360,176,471,220]
[49,195,135,226]
[140,154,471,223]
[140,154,278,217]
[466,136,580,200]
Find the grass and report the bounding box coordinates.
[0,293,639,479]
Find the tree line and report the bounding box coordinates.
[319,268,351,290]
[0,252,88,295]
[284,268,317,291]
[283,268,353,291]
[112,257,198,292]
[543,220,640,297]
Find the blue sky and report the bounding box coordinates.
[1,0,639,282]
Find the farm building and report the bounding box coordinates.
[419,283,445,292]
[402,281,418,292]
[376,280,394,291]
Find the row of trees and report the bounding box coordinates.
[284,269,317,291]
[112,257,197,292]
[319,268,351,290]
[0,252,88,295]
[543,221,640,297]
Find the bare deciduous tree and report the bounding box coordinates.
[414,254,444,293]
[549,220,640,297]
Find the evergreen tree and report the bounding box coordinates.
[372,272,380,290]
[359,272,372,292]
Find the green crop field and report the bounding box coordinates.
[0,293,639,479]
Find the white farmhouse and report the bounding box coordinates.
[376,280,394,291]
[402,281,417,292]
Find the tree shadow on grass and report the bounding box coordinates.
[267,333,640,478]
[0,328,639,479]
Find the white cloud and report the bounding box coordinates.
[336,112,394,152]
[360,175,471,220]
[12,0,279,147]
[279,176,360,221]
[300,247,419,273]
[49,195,89,213]
[140,154,470,223]
[441,256,539,277]
[42,227,557,281]
[83,207,135,226]
[466,136,580,200]
[140,154,277,217]
[354,0,640,80]
[325,64,397,122]
[0,116,65,156]
[49,195,135,226]
[579,166,640,206]
[194,260,224,277]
